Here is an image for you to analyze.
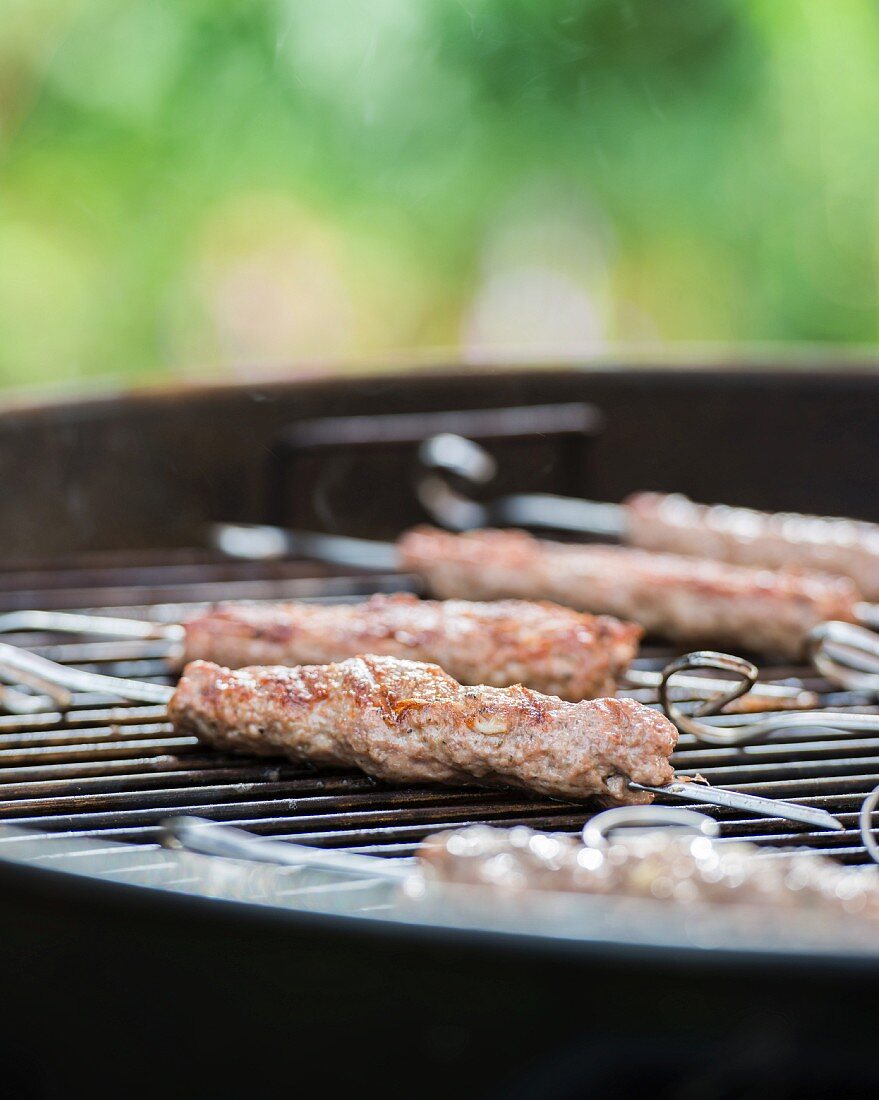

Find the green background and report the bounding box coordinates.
[3,0,878,388]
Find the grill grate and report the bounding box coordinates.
[0,548,878,863]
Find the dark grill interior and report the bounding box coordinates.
[2,547,878,864]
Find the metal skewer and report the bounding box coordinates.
[623,666,815,710]
[860,783,879,866]
[0,610,180,641]
[0,640,842,831]
[0,607,816,712]
[210,524,400,570]
[0,641,174,705]
[627,781,840,830]
[0,680,59,716]
[161,805,717,879]
[162,815,410,880]
[658,649,879,765]
[0,661,71,710]
[807,620,879,691]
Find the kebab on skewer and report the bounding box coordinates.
[4,529,871,686]
[0,595,815,713]
[419,432,879,668]
[161,802,879,931]
[0,639,842,828]
[417,817,879,919]
[626,493,879,600]
[176,594,639,700]
[419,431,879,599]
[398,526,860,660]
[170,655,675,805]
[208,520,879,667]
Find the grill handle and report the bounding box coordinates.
[417,433,625,536]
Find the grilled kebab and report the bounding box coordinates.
[398,526,859,659]
[169,655,677,805]
[180,594,642,702]
[418,823,879,921]
[625,492,879,600]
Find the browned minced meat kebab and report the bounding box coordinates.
[398,527,860,659]
[625,492,879,601]
[180,594,642,702]
[417,824,879,922]
[169,656,677,805]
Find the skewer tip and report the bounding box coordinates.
[819,811,846,833]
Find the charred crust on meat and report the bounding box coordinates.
[170,655,676,805]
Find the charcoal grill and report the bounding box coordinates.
[2,364,879,1099]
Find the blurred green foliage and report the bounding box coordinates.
[2,0,879,387]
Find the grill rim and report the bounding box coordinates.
[4,822,879,972]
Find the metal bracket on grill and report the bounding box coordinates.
[264,403,603,539]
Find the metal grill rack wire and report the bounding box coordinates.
[0,547,878,866]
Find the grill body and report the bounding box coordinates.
[2,861,878,1099]
[2,363,879,1097]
